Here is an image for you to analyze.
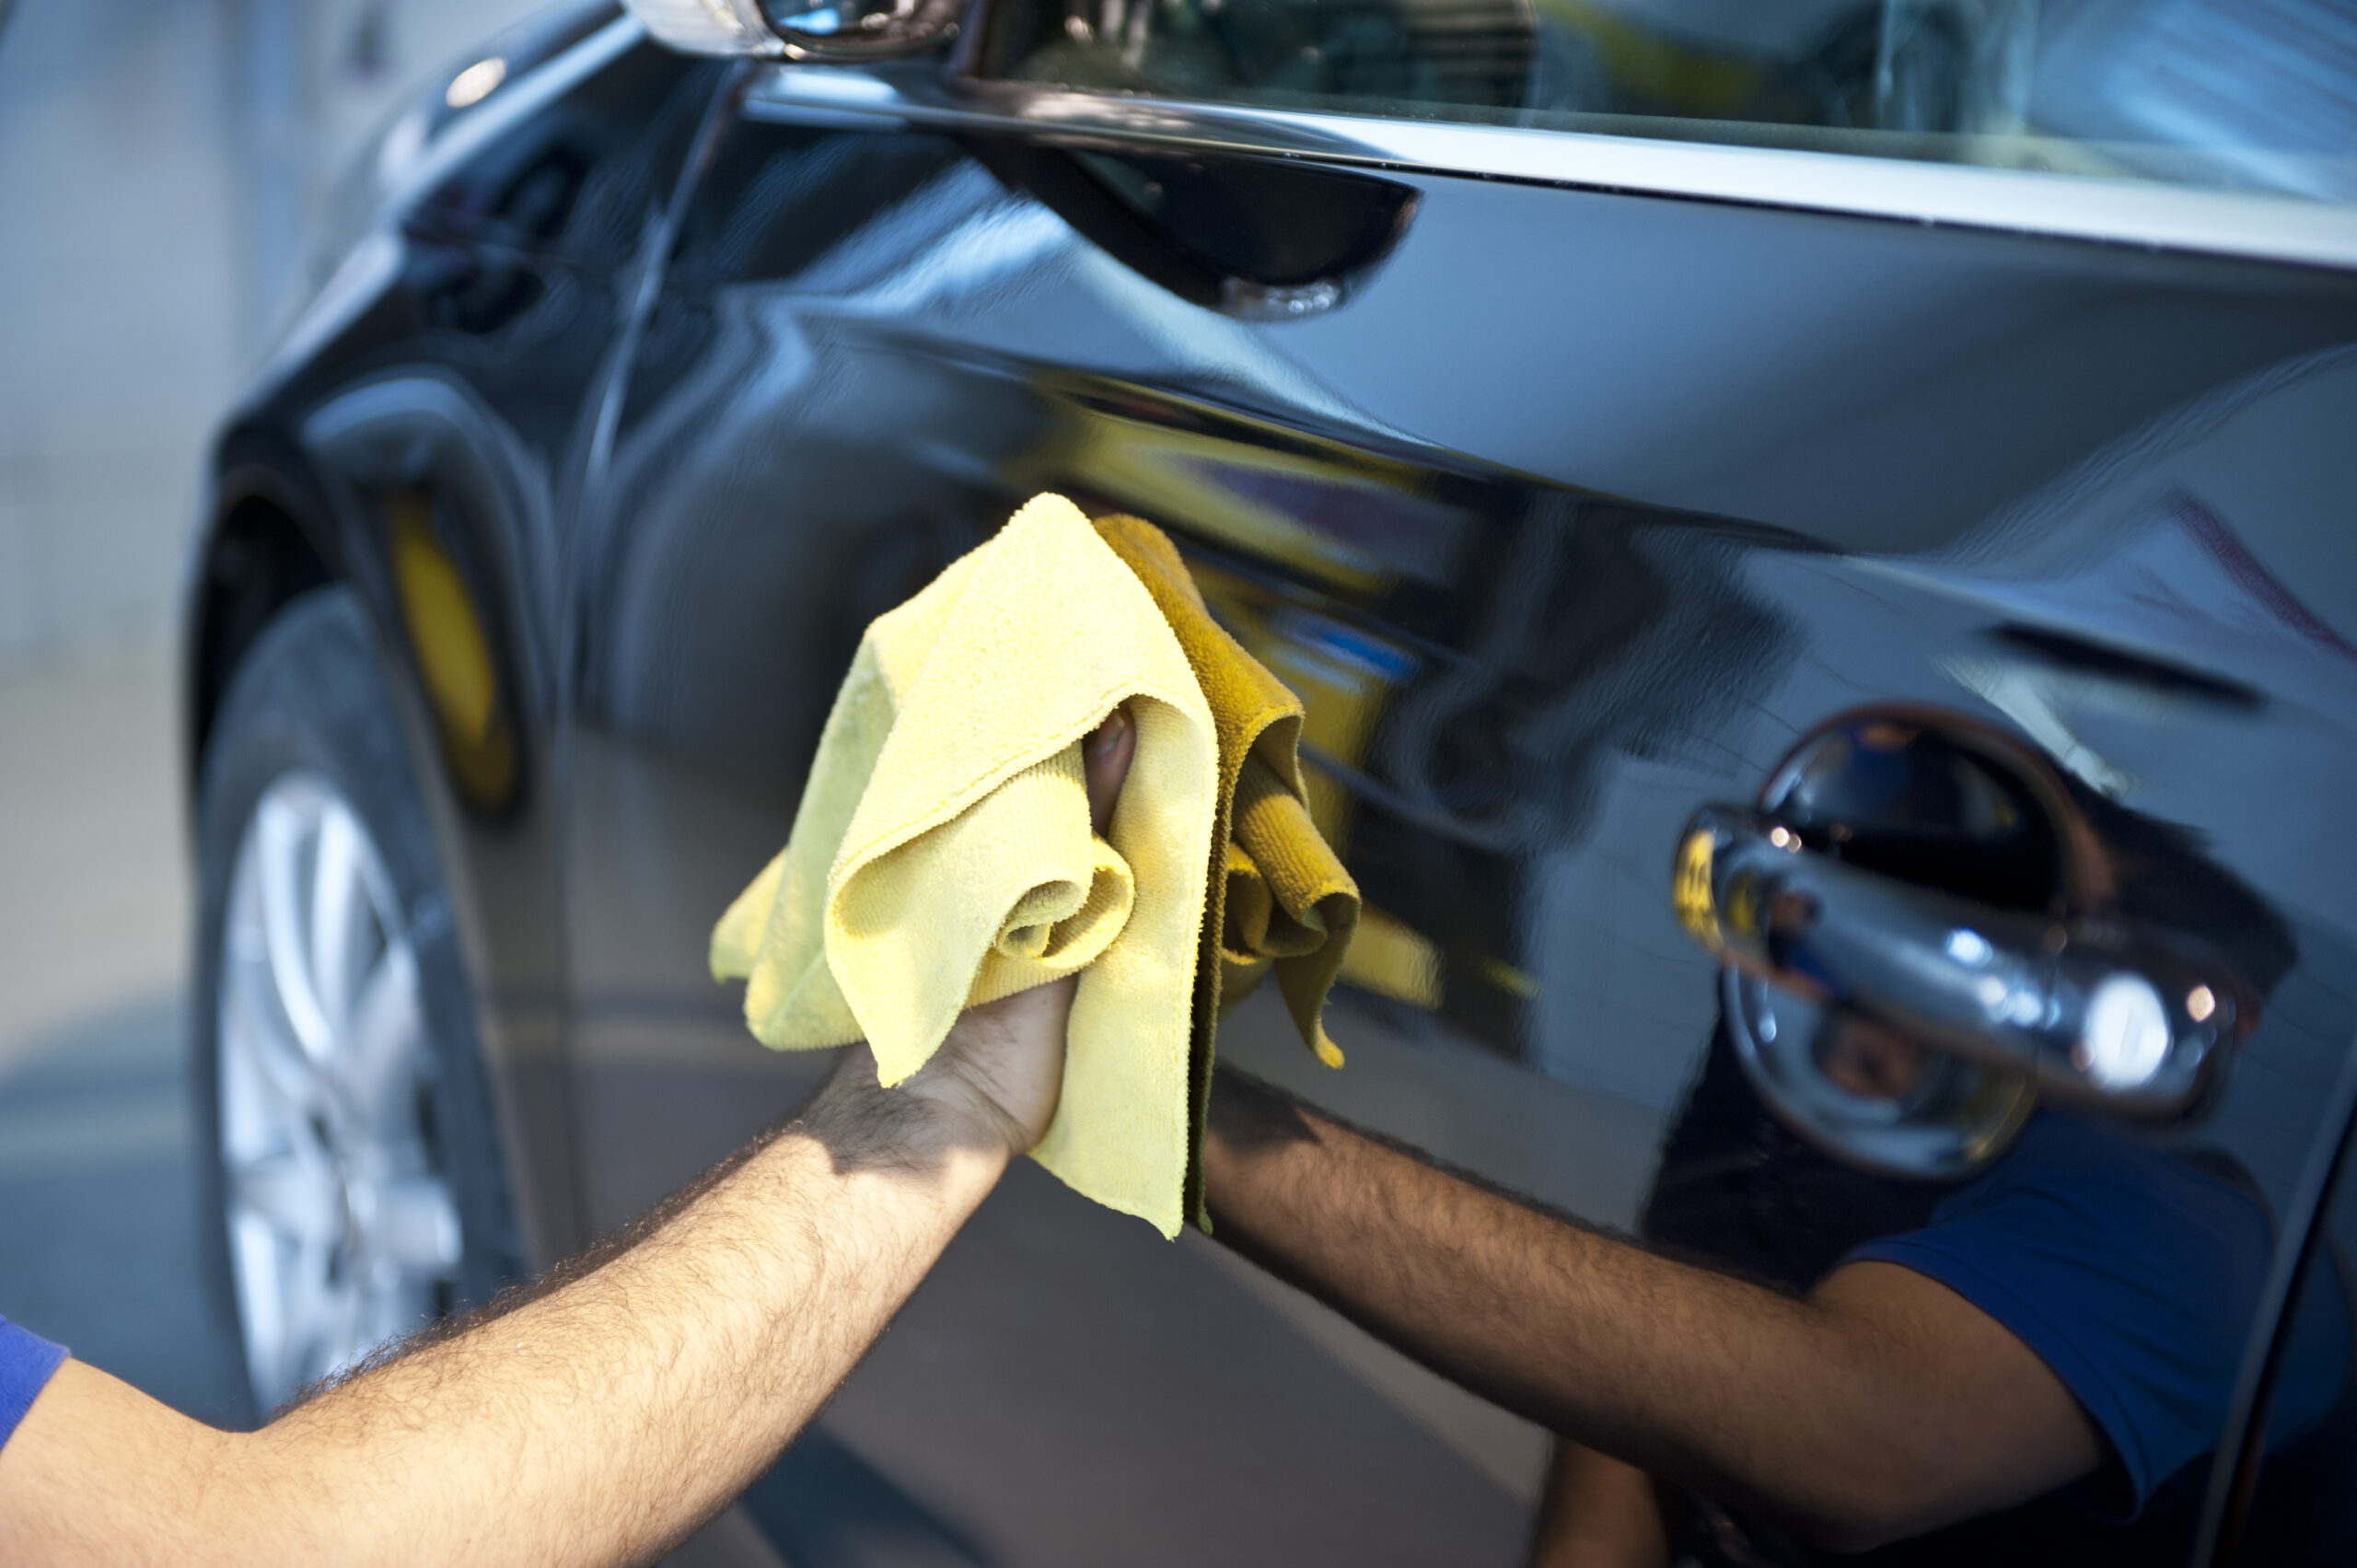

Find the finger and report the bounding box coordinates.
[1084,704,1136,838]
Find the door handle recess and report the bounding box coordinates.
[1674,806,2247,1115]
[969,140,1418,319]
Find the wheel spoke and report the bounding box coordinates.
[342,941,423,1134]
[229,1152,343,1246]
[281,1240,349,1393]
[228,1211,288,1394]
[309,801,366,1040]
[256,790,334,1063]
[377,1176,464,1274]
[331,1268,371,1376]
[222,947,325,1129]
[235,1214,342,1411]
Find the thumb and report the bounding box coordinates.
[1084,705,1136,838]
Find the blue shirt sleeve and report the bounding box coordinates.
[1847,1111,2332,1516]
[0,1317,68,1454]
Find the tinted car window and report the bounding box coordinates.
[974,0,2357,203]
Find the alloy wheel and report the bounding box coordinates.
[217,771,464,1412]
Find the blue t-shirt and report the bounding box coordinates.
[1850,1110,2351,1516]
[0,1317,66,1453]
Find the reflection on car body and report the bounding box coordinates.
[183,0,2357,1562]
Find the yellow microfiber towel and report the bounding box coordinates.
[1090,516,1360,1227]
[709,494,1218,1237]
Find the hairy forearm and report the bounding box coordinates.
[1201,1072,2093,1548]
[262,1093,997,1564]
[1201,1075,1842,1509]
[6,1058,1004,1568]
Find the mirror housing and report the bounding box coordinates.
[625,0,963,62]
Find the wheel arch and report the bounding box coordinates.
[185,424,343,805]
[185,386,584,1267]
[188,383,552,818]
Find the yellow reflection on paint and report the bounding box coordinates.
[388,494,517,809]
[1673,827,1721,949]
[1341,906,1443,1009]
[1482,957,1539,1002]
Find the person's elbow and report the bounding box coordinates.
[1765,1267,2105,1551]
[1780,1481,1955,1556]
[1767,1435,2056,1554]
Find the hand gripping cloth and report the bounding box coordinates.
[709,494,1218,1236]
[1091,515,1360,1228]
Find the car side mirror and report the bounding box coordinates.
[626,0,963,63]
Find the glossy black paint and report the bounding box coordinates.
[187,14,2357,1564]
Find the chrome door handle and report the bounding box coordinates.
[1674,806,2247,1114]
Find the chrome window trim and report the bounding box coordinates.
[744,64,2357,273]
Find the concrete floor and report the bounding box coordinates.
[0,648,257,1426]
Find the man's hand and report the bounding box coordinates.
[0,708,1136,1568]
[811,704,1135,1161]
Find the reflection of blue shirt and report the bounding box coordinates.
[1850,1111,2351,1515]
[0,1316,66,1452]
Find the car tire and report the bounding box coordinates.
[192,586,521,1417]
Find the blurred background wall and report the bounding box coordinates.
[0,0,541,665]
[0,0,538,1420]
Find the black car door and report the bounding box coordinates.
[571,2,2357,1561]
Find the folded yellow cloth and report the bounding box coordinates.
[709,494,1218,1237]
[1090,516,1359,1226]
